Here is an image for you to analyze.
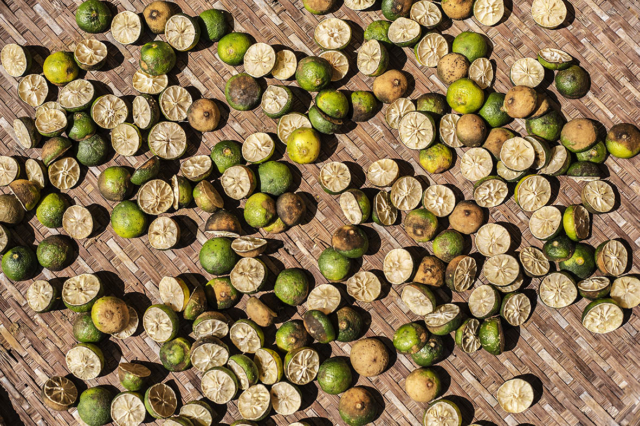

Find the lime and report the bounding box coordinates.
[403,208,438,243]
[393,322,429,354]
[36,235,74,271]
[556,65,590,99]
[318,247,352,282]
[128,157,159,187]
[0,194,24,225]
[382,0,413,20]
[230,319,264,354]
[143,1,175,34]
[538,271,577,308]
[199,9,228,42]
[419,143,454,174]
[140,41,176,76]
[479,92,512,127]
[118,363,151,392]
[318,357,352,395]
[225,73,262,111]
[159,337,192,371]
[339,189,371,225]
[563,204,590,241]
[218,32,253,65]
[296,56,333,92]
[90,296,130,335]
[98,166,131,201]
[576,141,607,163]
[66,112,95,142]
[187,98,219,132]
[18,74,47,107]
[203,209,243,236]
[316,89,349,119]
[145,383,177,419]
[388,17,422,47]
[71,312,103,343]
[411,335,444,367]
[275,192,305,227]
[276,320,309,352]
[180,401,215,426]
[110,201,148,239]
[525,110,565,142]
[1,44,31,77]
[531,0,567,28]
[274,268,309,306]
[42,376,77,411]
[303,309,336,343]
[452,31,488,63]
[66,343,104,381]
[303,0,336,14]
[364,20,392,45]
[348,91,378,122]
[447,78,484,114]
[595,239,627,277]
[199,237,237,275]
[334,306,362,342]
[77,387,113,426]
[578,276,611,300]
[437,53,470,86]
[432,229,464,262]
[2,246,36,281]
[339,387,377,426]
[559,243,596,279]
[479,316,504,355]
[332,225,369,258]
[111,10,143,44]
[257,161,291,196]
[425,303,463,335]
[606,123,640,158]
[582,298,623,334]
[74,38,107,71]
[416,93,448,117]
[261,85,293,119]
[500,292,531,326]
[62,274,104,312]
[538,47,572,70]
[567,161,602,182]
[165,14,200,51]
[543,235,575,262]
[9,179,40,211]
[76,0,112,33]
[406,368,441,403]
[26,280,59,313]
[287,127,321,163]
[242,192,274,228]
[497,378,534,414]
[373,70,408,104]
[611,276,640,309]
[43,51,79,86]
[36,193,69,229]
[210,140,242,174]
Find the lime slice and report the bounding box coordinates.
[414,33,448,67]
[160,86,192,122]
[63,205,93,239]
[501,137,535,171]
[346,271,381,302]
[483,254,520,286]
[320,162,351,194]
[473,177,507,208]
[165,14,200,51]
[383,248,413,284]
[497,378,534,413]
[469,285,501,319]
[92,95,128,129]
[230,319,264,353]
[390,176,422,211]
[519,246,549,277]
[501,292,531,326]
[58,79,94,112]
[1,44,29,77]
[345,0,375,10]
[254,348,283,385]
[531,0,567,29]
[510,57,545,87]
[66,343,103,380]
[469,58,493,89]
[411,1,443,28]
[285,347,320,385]
[319,50,349,81]
[373,190,398,226]
[314,18,351,50]
[138,179,173,215]
[582,180,615,214]
[112,306,139,339]
[399,111,435,149]
[145,383,177,419]
[368,159,399,187]
[474,0,504,25]
[385,98,415,129]
[475,223,510,257]
[261,85,291,118]
[439,114,463,148]
[36,109,67,137]
[0,156,19,186]
[18,74,48,107]
[277,113,311,144]
[307,284,341,314]
[221,165,255,200]
[148,122,187,159]
[461,147,493,181]
[529,205,562,240]
[516,175,551,211]
[179,401,214,426]
[423,185,456,217]
[42,376,78,411]
[423,399,461,426]
[539,272,577,308]
[597,240,627,276]
[538,48,572,69]
[238,384,271,421]
[271,50,297,80]
[112,123,142,156]
[243,133,274,163]
[231,258,267,294]
[231,237,267,258]
[271,382,301,415]
[425,303,462,335]
[539,145,570,176]
[111,392,146,426]
[159,277,189,312]
[388,18,421,47]
[27,280,57,313]
[181,155,212,182]
[13,117,40,149]
[401,283,436,315]
[132,69,168,95]
[611,276,640,309]
[49,157,80,190]
[143,305,178,343]
[74,38,107,70]
[201,367,238,404]
[190,336,229,373]
[582,299,623,334]
[357,40,388,77]
[244,43,276,78]
[111,10,143,45]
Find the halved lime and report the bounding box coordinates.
[158,277,189,312]
[319,161,351,194]
[261,85,292,118]
[160,86,192,122]
[48,157,80,191]
[423,399,462,426]
[422,185,456,217]
[529,205,562,240]
[230,258,267,294]
[132,69,168,95]
[611,276,640,309]
[270,381,301,415]
[74,38,107,71]
[137,179,173,215]
[193,311,230,339]
[515,175,551,212]
[0,156,19,186]
[112,122,142,156]
[27,280,58,313]
[228,354,259,391]
[475,223,510,257]
[179,401,214,426]
[414,33,448,67]
[319,50,349,81]
[563,204,590,241]
[221,165,256,200]
[63,205,93,239]
[111,10,143,45]
[345,0,375,10]
[539,272,577,308]
[231,237,267,258]
[277,112,311,144]
[42,376,77,411]
[148,122,187,159]
[473,176,507,208]
[180,155,212,182]
[58,79,94,112]
[18,74,47,107]
[500,292,531,325]
[368,158,399,187]
[538,47,572,70]
[91,94,128,130]
[284,347,320,385]
[439,114,463,147]
[243,132,274,163]
[531,0,567,29]
[483,254,520,286]
[425,303,463,335]
[133,94,160,130]
[201,367,238,404]
[497,378,534,413]
[1,44,30,77]
[143,304,179,343]
[399,111,436,149]
[582,298,623,334]
[145,383,177,419]
[456,318,481,353]
[36,108,67,137]
[385,98,415,129]
[582,180,615,214]
[577,276,611,300]
[340,189,371,225]
[469,57,493,89]
[314,18,351,50]
[497,161,527,182]
[461,147,493,181]
[390,176,422,210]
[346,271,381,302]
[271,50,297,80]
[501,137,535,171]
[388,18,422,47]
[35,101,64,119]
[357,40,388,77]
[66,343,104,380]
[539,145,571,176]
[230,319,264,353]
[307,284,341,314]
[411,1,442,28]
[401,283,436,315]
[111,392,146,426]
[112,306,139,339]
[372,190,398,226]
[190,336,229,372]
[469,284,501,319]
[519,246,549,277]
[510,58,544,87]
[13,117,40,149]
[474,0,504,26]
[596,239,627,276]
[383,248,413,284]
[244,43,276,78]
[238,384,271,421]
[165,14,200,51]
[254,348,283,385]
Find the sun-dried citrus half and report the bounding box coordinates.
[531,0,567,29]
[368,159,399,187]
[357,40,387,77]
[49,157,80,190]
[390,176,422,211]
[577,276,610,300]
[474,0,504,25]
[510,57,545,88]
[388,18,422,47]
[146,383,177,418]
[1,44,29,77]
[307,284,341,314]
[399,111,435,149]
[165,14,200,51]
[345,0,375,10]
[461,147,493,181]
[132,69,168,95]
[112,306,139,339]
[597,240,627,277]
[440,114,463,148]
[474,177,507,208]
[63,205,93,239]
[138,179,173,215]
[191,337,229,373]
[159,86,192,122]
[469,57,493,89]
[244,43,276,78]
[18,74,48,107]
[539,272,576,308]
[13,117,39,149]
[36,108,67,137]
[270,381,300,415]
[230,319,264,353]
[36,101,64,119]
[469,285,500,319]
[148,122,187,159]
[475,223,510,257]
[111,122,142,156]
[232,237,267,258]
[384,248,413,285]
[159,276,189,312]
[538,145,570,176]
[516,175,551,212]
[346,271,381,303]
[181,155,212,182]
[201,367,238,404]
[611,276,640,309]
[143,305,178,343]
[42,376,78,411]
[373,190,398,226]
[529,205,561,240]
[111,10,143,45]
[501,137,535,171]
[501,293,531,326]
[27,280,56,313]
[59,79,94,112]
[484,254,520,286]
[193,312,230,339]
[411,1,442,28]
[277,112,311,144]
[424,400,461,426]
[179,401,214,426]
[221,165,255,200]
[385,98,415,129]
[457,318,481,353]
[243,132,275,163]
[538,48,572,69]
[582,180,615,214]
[582,299,623,334]
[271,49,297,80]
[133,95,159,130]
[415,33,448,67]
[401,283,436,315]
[314,18,351,50]
[91,95,128,129]
[319,162,350,194]
[497,378,534,413]
[318,50,349,82]
[340,190,367,225]
[74,38,107,70]
[238,384,271,421]
[524,136,551,170]
[0,156,19,186]
[448,255,477,292]
[423,185,456,217]
[519,246,549,277]
[285,347,319,385]
[111,392,146,426]
[148,217,180,250]
[261,85,292,118]
[66,343,103,380]
[425,304,462,334]
[231,258,267,294]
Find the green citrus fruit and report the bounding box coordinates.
[160,337,192,371]
[225,73,262,111]
[140,41,176,76]
[559,243,596,280]
[446,78,484,114]
[36,193,69,228]
[309,105,343,134]
[525,109,565,142]
[339,387,378,426]
[543,235,575,262]
[432,229,465,262]
[73,312,104,343]
[41,137,72,166]
[68,112,96,141]
[563,204,590,241]
[218,32,253,65]
[258,161,292,196]
[98,166,132,201]
[452,31,488,63]
[296,56,333,92]
[2,246,37,281]
[393,322,429,354]
[479,92,512,128]
[287,127,322,164]
[316,89,349,119]
[43,51,79,86]
[318,247,352,282]
[555,65,590,99]
[335,306,363,342]
[403,208,438,243]
[211,140,243,173]
[199,9,229,42]
[350,90,379,122]
[276,320,309,352]
[364,20,392,45]
[111,201,148,238]
[416,93,448,117]
[204,277,241,309]
[479,316,504,355]
[576,141,608,163]
[77,386,113,426]
[419,143,453,174]
[303,309,336,343]
[274,268,309,306]
[36,235,74,271]
[118,363,151,392]
[303,0,336,14]
[244,193,276,228]
[406,368,441,402]
[91,296,130,334]
[318,357,352,395]
[76,134,108,167]
[606,123,640,159]
[199,237,237,275]
[411,335,444,366]
[382,0,413,20]
[76,0,113,33]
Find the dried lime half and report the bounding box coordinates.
[133,94,160,130]
[383,248,413,285]
[193,312,230,339]
[372,190,398,226]
[159,277,190,312]
[270,381,301,415]
[474,0,504,26]
[497,378,534,413]
[63,205,93,239]
[385,98,415,129]
[49,157,80,190]
[411,1,442,28]
[201,367,238,404]
[307,284,341,314]
[1,44,30,77]
[160,86,192,122]
[539,272,577,308]
[179,401,215,426]
[232,237,267,258]
[414,33,448,67]
[468,284,501,319]
[345,0,375,10]
[111,10,143,45]
[319,50,349,82]
[181,155,213,182]
[474,176,507,208]
[314,18,351,50]
[132,69,168,95]
[483,254,520,287]
[27,280,58,313]
[66,343,104,380]
[13,117,40,149]
[357,39,388,77]
[531,0,567,29]
[230,319,264,353]
[285,347,319,385]
[529,205,562,240]
[74,38,107,71]
[221,165,255,200]
[469,58,493,89]
[423,400,462,426]
[149,217,180,250]
[582,298,623,334]
[112,306,139,339]
[456,318,481,353]
[346,271,381,303]
[231,258,267,294]
[112,122,142,156]
[59,79,95,112]
[596,239,628,277]
[538,145,570,176]
[271,49,297,80]
[497,161,527,182]
[367,159,399,187]
[475,223,510,257]
[399,111,436,149]
[519,246,549,277]
[42,376,77,411]
[500,137,535,171]
[0,156,19,186]
[111,391,146,426]
[440,113,463,148]
[581,180,615,214]
[461,147,493,181]
[422,185,456,217]
[501,292,531,326]
[243,132,275,163]
[18,74,48,107]
[277,112,311,144]
[145,383,177,419]
[190,336,230,373]
[515,175,551,212]
[261,85,292,118]
[577,276,611,300]
[244,43,276,78]
[401,283,436,315]
[425,303,463,335]
[538,48,572,70]
[36,108,67,137]
[388,18,422,47]
[238,384,271,421]
[320,161,350,194]
[165,14,200,51]
[510,57,544,87]
[138,179,173,215]
[91,94,128,130]
[254,348,283,385]
[446,255,477,292]
[148,122,187,159]
[390,176,422,211]
[610,276,640,309]
[143,305,179,343]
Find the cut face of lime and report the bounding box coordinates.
[149,122,187,159]
[231,258,266,294]
[383,248,413,284]
[243,132,274,163]
[501,293,531,326]
[111,392,146,426]
[59,79,94,111]
[319,50,349,81]
[181,155,213,182]
[286,348,319,385]
[483,254,520,286]
[1,44,29,77]
[501,137,535,171]
[582,180,615,213]
[340,190,366,225]
[411,1,442,28]
[112,123,142,156]
[42,376,78,411]
[519,246,549,277]
[165,14,199,51]
[529,205,561,240]
[346,271,381,302]
[423,185,456,217]
[539,145,569,176]
[345,0,375,10]
[138,179,173,215]
[230,320,263,353]
[440,114,463,148]
[63,205,93,239]
[320,162,351,193]
[469,57,493,89]
[391,176,422,211]
[474,177,507,208]
[261,85,291,117]
[461,148,493,181]
[238,384,271,421]
[385,98,415,129]
[475,223,510,257]
[368,159,399,187]
[193,312,230,339]
[221,165,254,200]
[531,0,567,28]
[474,0,504,26]
[497,378,534,413]
[582,299,623,333]
[132,69,168,95]
[13,118,38,149]
[133,95,156,130]
[373,190,398,226]
[401,284,435,315]
[143,306,177,342]
[539,272,577,308]
[611,276,640,309]
[27,280,55,312]
[191,338,229,372]
[598,240,627,276]
[516,175,551,211]
[36,101,64,119]
[254,348,282,385]
[314,18,351,50]
[469,285,500,318]
[271,50,297,80]
[112,306,139,339]
[146,383,177,418]
[111,11,143,45]
[159,277,189,312]
[18,74,48,107]
[357,40,387,77]
[415,33,448,67]
[92,95,128,129]
[448,256,477,291]
[399,111,435,149]
[65,344,103,380]
[202,368,238,404]
[36,109,67,137]
[424,400,461,426]
[74,38,107,69]
[271,382,301,415]
[277,113,311,144]
[525,136,551,170]
[497,161,526,181]
[307,284,341,314]
[232,237,267,258]
[425,303,461,332]
[388,18,421,47]
[0,156,19,186]
[577,276,610,299]
[180,402,214,426]
[538,48,572,68]
[244,43,276,78]
[228,356,256,390]
[510,58,544,87]
[160,86,192,122]
[458,318,481,353]
[49,157,80,190]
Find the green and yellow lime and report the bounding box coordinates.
[318,357,352,395]
[76,0,112,33]
[36,235,74,271]
[218,32,253,65]
[77,386,113,426]
[606,123,640,159]
[411,335,444,366]
[160,337,192,371]
[199,9,229,42]
[296,56,333,92]
[43,51,79,86]
[140,41,176,76]
[2,246,37,281]
[72,312,104,343]
[36,193,69,228]
[199,237,238,275]
[111,201,148,239]
[446,78,484,114]
[452,31,488,63]
[287,127,321,163]
[276,320,309,352]
[559,243,596,280]
[393,322,429,354]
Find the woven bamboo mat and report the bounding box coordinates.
[1,0,640,424]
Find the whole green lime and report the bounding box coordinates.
[244,193,277,228]
[111,201,148,239]
[77,386,113,426]
[98,166,132,201]
[199,9,229,42]
[211,140,243,173]
[274,268,309,306]
[204,276,241,309]
[303,0,336,14]
[76,134,109,167]
[36,193,69,228]
[339,387,377,426]
[419,143,453,174]
[68,112,97,141]
[2,246,37,281]
[76,0,113,33]
[276,320,309,352]
[555,65,590,99]
[416,93,448,117]
[309,105,343,135]
[296,56,333,92]
[199,237,238,275]
[332,225,369,258]
[525,110,565,142]
[479,316,504,355]
[43,51,79,86]
[318,357,352,395]
[432,229,465,262]
[218,32,253,65]
[446,78,485,114]
[287,127,322,164]
[350,91,379,122]
[318,247,352,282]
[140,41,176,76]
[452,31,489,63]
[258,161,292,196]
[559,243,596,280]
[478,92,512,128]
[316,89,349,119]
[36,235,74,271]
[303,309,336,343]
[393,322,429,354]
[336,306,363,342]
[364,20,392,45]
[576,141,608,163]
[606,123,640,159]
[159,337,192,371]
[404,208,438,243]
[131,157,161,186]
[411,335,444,366]
[73,312,105,343]
[225,73,262,111]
